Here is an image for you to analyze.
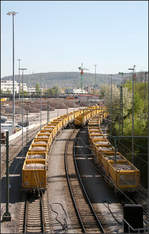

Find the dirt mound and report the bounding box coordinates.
[3,98,80,114]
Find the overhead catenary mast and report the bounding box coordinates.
[78,63,89,90]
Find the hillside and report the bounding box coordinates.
[2,71,130,89]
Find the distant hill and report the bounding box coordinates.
[2,71,146,89]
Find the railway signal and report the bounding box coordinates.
[0,132,6,144]
[78,63,89,90]
[2,131,11,221]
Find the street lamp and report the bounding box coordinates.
[19,67,27,148]
[94,64,97,94]
[118,72,125,135]
[110,74,113,136]
[7,11,18,132]
[40,81,42,130]
[128,65,136,164]
[17,59,21,100]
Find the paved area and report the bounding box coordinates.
[47,129,80,233]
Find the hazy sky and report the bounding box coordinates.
[1,1,148,77]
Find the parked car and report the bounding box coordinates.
[18,121,29,127]
[15,124,22,132]
[0,116,7,123]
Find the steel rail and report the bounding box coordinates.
[88,116,149,227]
[23,194,45,233]
[74,130,105,233]
[40,195,45,233]
[64,129,86,233]
[23,199,28,233]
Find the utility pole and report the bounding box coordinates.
[46,90,50,124]
[110,74,113,136]
[119,72,125,135]
[2,131,11,221]
[19,67,27,149]
[114,137,118,162]
[78,63,89,90]
[17,59,21,100]
[147,71,149,216]
[26,110,29,145]
[7,11,18,132]
[47,104,49,124]
[40,84,42,130]
[94,64,97,93]
[144,71,147,99]
[120,85,123,135]
[128,65,136,164]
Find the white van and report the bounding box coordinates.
[1,123,13,135]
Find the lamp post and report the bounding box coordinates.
[119,72,125,135]
[40,83,42,130]
[19,68,27,148]
[147,71,149,213]
[94,64,97,92]
[110,74,113,136]
[7,11,18,132]
[128,65,136,164]
[17,59,21,100]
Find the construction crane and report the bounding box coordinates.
[78,63,89,90]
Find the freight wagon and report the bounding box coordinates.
[22,106,100,192]
[88,116,140,192]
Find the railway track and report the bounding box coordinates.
[19,192,51,233]
[64,128,105,233]
[24,196,44,233]
[87,121,149,232]
[2,106,148,233]
[74,126,124,233]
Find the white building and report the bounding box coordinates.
[1,80,28,93]
[65,88,87,94]
[72,88,87,94]
[28,87,36,93]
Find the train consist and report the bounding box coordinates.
[74,105,106,126]
[22,106,102,192]
[88,115,140,192]
[22,105,140,193]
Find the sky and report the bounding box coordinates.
[1,1,148,77]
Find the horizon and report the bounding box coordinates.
[2,69,148,79]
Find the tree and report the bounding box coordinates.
[35,83,41,95]
[46,86,60,97]
[6,89,11,94]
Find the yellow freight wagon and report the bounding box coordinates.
[26,151,47,160]
[108,160,140,191]
[22,159,47,190]
[88,114,140,192]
